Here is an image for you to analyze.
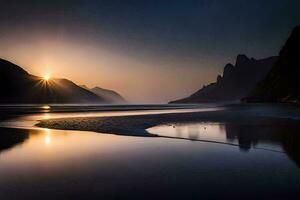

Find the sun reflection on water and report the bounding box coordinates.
[41,105,50,110]
[42,113,51,119]
[44,129,52,146]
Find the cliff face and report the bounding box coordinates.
[245,26,300,103]
[0,59,106,104]
[170,55,277,103]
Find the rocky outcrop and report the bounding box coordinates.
[245,26,300,103]
[170,55,277,103]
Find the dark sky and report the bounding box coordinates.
[0,0,300,102]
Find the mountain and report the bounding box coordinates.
[0,59,107,104]
[80,85,126,103]
[79,85,90,91]
[90,87,126,103]
[170,55,278,103]
[245,26,300,103]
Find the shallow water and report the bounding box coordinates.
[0,104,300,199]
[0,104,220,129]
[148,122,286,152]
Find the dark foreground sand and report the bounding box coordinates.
[36,107,297,137]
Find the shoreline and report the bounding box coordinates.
[36,108,299,137]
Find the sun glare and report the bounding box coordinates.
[44,74,50,81]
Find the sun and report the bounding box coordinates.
[44,74,51,81]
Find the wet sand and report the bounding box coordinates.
[36,107,299,137]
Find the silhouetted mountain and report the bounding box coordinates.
[245,26,300,103]
[91,87,126,103]
[80,85,90,90]
[170,55,277,103]
[80,85,126,103]
[0,59,107,104]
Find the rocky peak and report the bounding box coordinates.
[235,54,251,66]
[223,63,234,77]
[216,75,222,83]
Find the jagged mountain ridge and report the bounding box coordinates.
[170,55,278,103]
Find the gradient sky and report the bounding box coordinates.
[1,0,300,103]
